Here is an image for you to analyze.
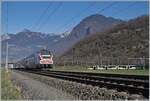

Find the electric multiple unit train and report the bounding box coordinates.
[15,49,53,69]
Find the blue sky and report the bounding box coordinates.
[2,1,149,34]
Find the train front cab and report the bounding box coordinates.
[38,49,53,69]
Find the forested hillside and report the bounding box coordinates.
[57,15,149,66]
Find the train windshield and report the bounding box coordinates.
[42,55,51,59]
[40,49,51,55]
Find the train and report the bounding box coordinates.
[15,49,53,69]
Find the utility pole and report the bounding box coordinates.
[5,2,9,72]
[5,42,8,72]
[72,48,75,66]
[141,57,145,70]
[5,43,15,72]
[96,42,102,67]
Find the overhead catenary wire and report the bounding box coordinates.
[36,2,63,32]
[97,2,116,13]
[31,2,52,30]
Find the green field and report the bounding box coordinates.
[51,66,149,76]
[1,69,22,100]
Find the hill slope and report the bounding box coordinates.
[58,15,149,66]
[49,14,123,56]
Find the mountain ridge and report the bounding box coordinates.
[1,14,124,62]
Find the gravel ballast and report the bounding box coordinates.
[11,70,146,100]
[10,70,77,100]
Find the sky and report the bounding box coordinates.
[2,1,149,35]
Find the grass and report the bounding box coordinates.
[51,66,149,76]
[1,69,22,100]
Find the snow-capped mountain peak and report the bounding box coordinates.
[60,30,71,38]
[1,34,11,40]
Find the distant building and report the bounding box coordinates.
[8,63,14,68]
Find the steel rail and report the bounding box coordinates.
[49,70,149,81]
[41,71,149,88]
[18,70,149,98]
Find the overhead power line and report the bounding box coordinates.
[31,3,52,30]
[37,2,63,31]
[97,2,116,13]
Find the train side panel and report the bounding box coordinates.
[15,50,53,69]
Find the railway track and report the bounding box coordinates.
[16,69,149,98]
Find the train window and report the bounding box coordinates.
[42,55,50,59]
[40,50,50,55]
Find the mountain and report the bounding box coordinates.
[1,14,123,63]
[48,14,123,56]
[1,29,62,63]
[68,14,122,39]
[57,15,149,66]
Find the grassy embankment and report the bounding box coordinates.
[51,66,149,76]
[1,69,22,100]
